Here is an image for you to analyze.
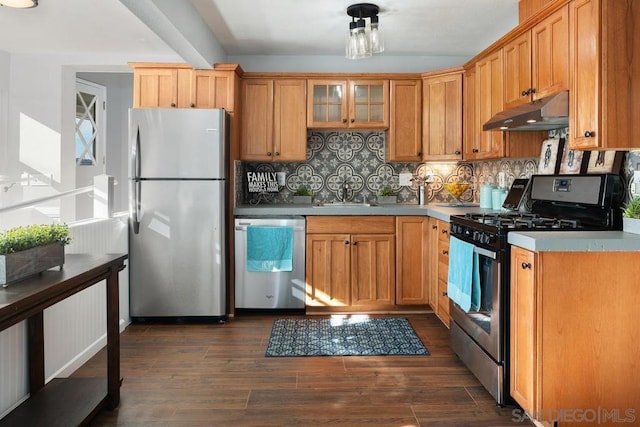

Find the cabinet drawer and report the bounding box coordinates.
[438,222,450,243]
[306,216,395,234]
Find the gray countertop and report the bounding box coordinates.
[508,230,640,252]
[234,202,490,222]
[234,203,640,252]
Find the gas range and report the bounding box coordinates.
[450,212,586,250]
[450,173,624,251]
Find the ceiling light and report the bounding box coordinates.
[0,0,37,8]
[346,3,383,60]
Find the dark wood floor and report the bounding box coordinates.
[75,313,532,426]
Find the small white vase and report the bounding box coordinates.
[622,217,640,235]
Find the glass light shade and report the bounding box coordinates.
[354,19,371,59]
[0,0,37,8]
[346,21,358,59]
[369,16,384,53]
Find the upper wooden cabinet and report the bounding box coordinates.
[503,5,569,109]
[307,79,389,129]
[471,50,504,160]
[130,63,237,111]
[569,0,640,150]
[241,79,307,162]
[422,69,463,161]
[387,79,422,162]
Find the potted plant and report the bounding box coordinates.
[0,223,71,286]
[377,186,397,204]
[293,186,314,204]
[622,197,640,234]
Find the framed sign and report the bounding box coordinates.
[537,138,564,175]
[586,151,624,174]
[558,143,587,174]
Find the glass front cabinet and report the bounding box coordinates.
[307,79,389,129]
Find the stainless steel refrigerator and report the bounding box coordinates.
[128,108,228,320]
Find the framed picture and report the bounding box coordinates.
[537,138,564,175]
[586,151,625,174]
[558,143,587,174]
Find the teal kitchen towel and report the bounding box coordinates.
[447,236,481,312]
[247,225,293,272]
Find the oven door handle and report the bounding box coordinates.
[474,246,497,260]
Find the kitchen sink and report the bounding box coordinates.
[313,202,375,207]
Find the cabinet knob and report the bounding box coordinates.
[274,152,280,156]
[170,103,176,108]
[442,250,448,255]
[521,89,529,97]
[267,151,272,157]
[584,131,595,138]
[454,150,461,155]
[521,262,531,269]
[190,103,195,108]
[350,118,355,123]
[352,241,358,246]
[342,118,348,123]
[417,151,422,156]
[472,149,479,153]
[442,291,448,296]
[344,240,350,245]
[441,229,448,235]
[432,225,437,230]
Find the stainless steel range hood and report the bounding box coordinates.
[483,91,569,131]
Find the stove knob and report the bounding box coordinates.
[482,233,491,245]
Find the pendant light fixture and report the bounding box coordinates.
[345,3,384,60]
[0,0,38,8]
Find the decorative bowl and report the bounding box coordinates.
[443,182,469,204]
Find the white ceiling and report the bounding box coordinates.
[0,0,519,61]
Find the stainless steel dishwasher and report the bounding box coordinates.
[234,216,306,309]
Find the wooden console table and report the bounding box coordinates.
[0,253,127,426]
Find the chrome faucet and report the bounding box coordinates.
[340,179,351,202]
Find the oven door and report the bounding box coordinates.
[449,242,504,363]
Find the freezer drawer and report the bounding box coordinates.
[234,217,305,309]
[130,180,226,317]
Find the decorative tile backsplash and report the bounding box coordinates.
[239,131,474,205]
[236,128,640,206]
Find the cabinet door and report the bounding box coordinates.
[191,70,234,110]
[436,220,451,327]
[133,68,179,108]
[569,0,599,150]
[463,67,479,160]
[273,80,307,162]
[240,79,274,161]
[305,234,351,306]
[395,217,429,305]
[423,72,463,161]
[387,80,422,162]
[476,51,505,159]
[348,80,389,129]
[307,80,348,128]
[510,246,537,415]
[351,234,395,306]
[503,32,531,109]
[531,5,568,100]
[427,218,440,312]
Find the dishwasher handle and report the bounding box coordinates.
[235,224,305,232]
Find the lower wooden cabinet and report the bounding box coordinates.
[510,245,640,425]
[428,218,451,327]
[305,216,395,309]
[395,216,429,305]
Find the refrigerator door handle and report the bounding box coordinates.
[132,128,141,234]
